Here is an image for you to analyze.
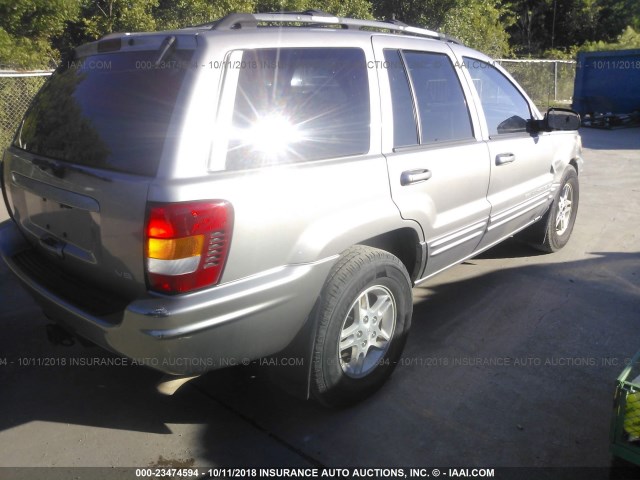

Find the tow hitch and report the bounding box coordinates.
[45,324,75,346]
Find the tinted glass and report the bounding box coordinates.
[403,51,473,144]
[383,50,418,148]
[464,58,531,136]
[226,48,369,169]
[15,49,193,176]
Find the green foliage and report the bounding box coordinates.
[284,0,372,19]
[372,0,512,57]
[441,0,512,57]
[579,26,640,52]
[372,0,458,29]
[0,0,79,37]
[0,0,80,68]
[508,0,640,55]
[2,0,639,70]
[154,0,372,30]
[594,0,640,42]
[155,0,254,30]
[373,0,513,56]
[508,0,552,55]
[0,0,372,67]
[541,47,579,60]
[80,0,158,39]
[0,28,53,69]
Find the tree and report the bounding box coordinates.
[594,0,640,43]
[371,0,511,56]
[264,0,373,18]
[0,0,80,69]
[442,0,512,57]
[154,0,373,30]
[546,0,601,50]
[154,0,254,30]
[79,0,158,39]
[580,25,640,51]
[4,0,637,71]
[508,0,552,55]
[58,0,374,61]
[508,0,640,56]
[371,0,457,28]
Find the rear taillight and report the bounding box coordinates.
[145,201,233,294]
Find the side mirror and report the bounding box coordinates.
[544,108,581,131]
[546,108,581,130]
[528,108,581,133]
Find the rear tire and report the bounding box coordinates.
[310,246,413,407]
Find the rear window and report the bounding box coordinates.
[14,49,193,176]
[222,48,370,170]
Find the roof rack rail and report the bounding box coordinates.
[191,11,461,44]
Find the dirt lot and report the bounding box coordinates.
[0,127,638,477]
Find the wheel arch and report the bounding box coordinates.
[569,158,581,175]
[356,227,423,283]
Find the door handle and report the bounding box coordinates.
[401,169,432,186]
[496,153,516,166]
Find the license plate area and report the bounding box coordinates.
[12,173,101,264]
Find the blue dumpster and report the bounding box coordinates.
[572,49,640,116]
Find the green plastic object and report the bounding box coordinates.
[611,350,640,465]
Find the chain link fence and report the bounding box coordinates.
[497,59,576,110]
[0,70,52,152]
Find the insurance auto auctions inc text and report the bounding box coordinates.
[242,468,495,478]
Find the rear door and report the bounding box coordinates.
[3,36,196,298]
[372,36,491,278]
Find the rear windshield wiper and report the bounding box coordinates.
[155,36,176,67]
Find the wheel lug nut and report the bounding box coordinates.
[364,316,369,323]
[371,332,376,338]
[361,342,367,348]
[357,331,362,338]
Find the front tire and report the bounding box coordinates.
[522,165,579,253]
[310,246,413,407]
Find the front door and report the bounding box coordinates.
[459,58,555,250]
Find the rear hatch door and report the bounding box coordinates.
[4,34,197,300]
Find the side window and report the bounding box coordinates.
[383,49,418,148]
[224,48,369,170]
[403,51,474,144]
[464,58,532,136]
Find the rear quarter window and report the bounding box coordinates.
[220,48,370,170]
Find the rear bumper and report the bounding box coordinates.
[0,219,335,375]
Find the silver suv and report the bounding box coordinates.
[0,11,583,406]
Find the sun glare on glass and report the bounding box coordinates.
[246,114,302,157]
